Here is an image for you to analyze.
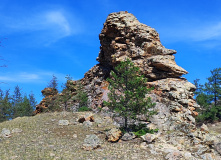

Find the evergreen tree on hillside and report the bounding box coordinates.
[47,75,58,90]
[194,67,221,122]
[104,59,155,131]
[11,86,34,118]
[205,68,221,107]
[0,89,12,122]
[29,92,37,110]
[205,68,221,119]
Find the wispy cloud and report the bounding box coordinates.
[45,11,71,36]
[190,22,221,41]
[0,71,68,84]
[0,9,83,45]
[159,20,221,49]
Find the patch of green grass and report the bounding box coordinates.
[119,123,158,137]
[78,106,92,112]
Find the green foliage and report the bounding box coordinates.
[119,123,158,137]
[72,82,89,109]
[78,106,92,112]
[133,128,159,137]
[0,86,36,122]
[194,67,221,123]
[104,59,155,130]
[0,89,12,122]
[47,75,58,90]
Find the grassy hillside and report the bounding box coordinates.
[0,112,156,160]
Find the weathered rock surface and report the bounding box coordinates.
[121,132,136,141]
[141,133,158,143]
[80,11,199,134]
[34,87,59,114]
[105,128,122,142]
[82,134,101,151]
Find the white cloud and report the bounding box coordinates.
[45,11,71,36]
[190,22,221,41]
[0,71,67,84]
[0,9,82,45]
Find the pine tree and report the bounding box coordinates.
[0,89,12,122]
[28,92,37,110]
[12,85,23,118]
[104,59,155,131]
[205,68,221,119]
[48,75,58,90]
[194,68,221,122]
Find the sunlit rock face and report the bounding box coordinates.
[82,11,198,132]
[97,11,188,80]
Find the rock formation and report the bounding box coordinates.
[35,11,199,131]
[34,11,221,159]
[81,11,199,133]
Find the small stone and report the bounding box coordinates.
[1,128,11,138]
[83,121,93,127]
[50,153,55,157]
[58,120,69,126]
[141,133,158,143]
[188,107,195,111]
[165,150,182,160]
[121,132,136,141]
[140,142,148,149]
[200,124,209,133]
[82,134,101,151]
[12,128,23,133]
[183,152,192,159]
[192,111,198,117]
[73,134,77,138]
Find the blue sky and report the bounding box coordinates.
[0,0,221,103]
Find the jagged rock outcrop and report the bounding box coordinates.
[82,11,199,133]
[34,11,221,159]
[34,88,58,114]
[35,11,199,131]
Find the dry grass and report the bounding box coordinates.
[0,112,159,160]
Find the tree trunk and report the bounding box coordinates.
[125,116,128,131]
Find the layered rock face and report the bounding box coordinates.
[82,11,199,132]
[97,11,188,80]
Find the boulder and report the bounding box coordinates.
[82,134,101,151]
[141,133,158,143]
[121,132,136,141]
[105,128,122,142]
[1,128,11,138]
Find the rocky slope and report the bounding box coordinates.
[34,11,221,159]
